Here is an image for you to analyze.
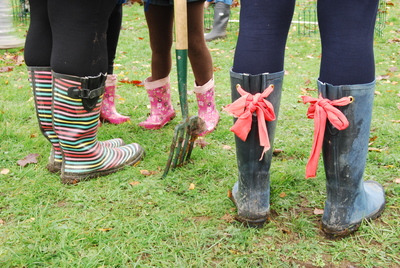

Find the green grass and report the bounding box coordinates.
[1,2,399,267]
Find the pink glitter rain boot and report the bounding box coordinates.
[194,78,220,136]
[139,76,176,130]
[100,74,130,124]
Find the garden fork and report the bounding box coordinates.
[162,0,206,178]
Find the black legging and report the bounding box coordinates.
[233,0,379,86]
[24,0,118,77]
[107,4,123,74]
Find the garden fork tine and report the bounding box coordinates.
[162,0,205,178]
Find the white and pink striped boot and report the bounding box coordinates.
[139,76,176,130]
[194,78,220,136]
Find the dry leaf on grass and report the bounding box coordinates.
[17,153,40,167]
[140,170,157,176]
[227,189,233,199]
[221,213,235,223]
[98,228,113,232]
[119,79,144,86]
[222,145,232,150]
[369,136,378,142]
[313,208,324,215]
[394,178,400,184]
[0,66,13,73]
[129,181,140,186]
[195,138,209,149]
[1,169,10,175]
[189,183,195,190]
[368,147,382,152]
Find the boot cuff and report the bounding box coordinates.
[193,77,214,94]
[230,68,285,81]
[106,74,117,87]
[27,66,51,72]
[144,76,170,90]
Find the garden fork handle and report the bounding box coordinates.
[174,0,189,119]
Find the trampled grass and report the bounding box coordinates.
[0,2,399,267]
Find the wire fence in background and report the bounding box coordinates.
[12,0,388,37]
[11,0,29,23]
[205,0,388,37]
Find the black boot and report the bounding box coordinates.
[318,80,385,237]
[205,2,230,42]
[228,69,284,227]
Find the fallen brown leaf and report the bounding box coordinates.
[17,153,40,167]
[313,208,324,215]
[129,181,140,186]
[279,192,287,198]
[98,228,113,232]
[304,79,312,86]
[273,149,284,156]
[119,79,144,86]
[388,38,400,43]
[376,75,390,81]
[221,213,235,223]
[222,145,232,150]
[0,66,13,73]
[369,136,378,142]
[189,183,195,190]
[227,189,233,199]
[195,138,209,149]
[140,170,157,176]
[394,178,400,184]
[1,169,10,175]
[368,147,382,152]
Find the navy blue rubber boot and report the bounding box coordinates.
[229,69,284,227]
[319,80,385,237]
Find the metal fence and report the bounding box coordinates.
[205,0,388,37]
[11,0,29,23]
[12,0,388,37]
[295,0,388,37]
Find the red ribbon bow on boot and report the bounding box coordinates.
[224,84,276,160]
[302,94,353,178]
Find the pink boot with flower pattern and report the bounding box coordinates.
[100,74,130,124]
[194,78,220,136]
[139,76,176,129]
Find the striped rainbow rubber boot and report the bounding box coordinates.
[29,67,126,174]
[29,66,63,173]
[52,72,144,184]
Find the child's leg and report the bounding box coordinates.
[139,4,175,130]
[187,1,219,136]
[100,4,131,124]
[187,1,213,85]
[144,4,174,81]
